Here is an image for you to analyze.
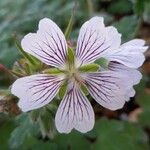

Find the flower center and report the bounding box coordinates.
[66,63,81,83]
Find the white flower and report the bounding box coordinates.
[11,17,148,133]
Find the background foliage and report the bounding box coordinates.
[0,0,150,149]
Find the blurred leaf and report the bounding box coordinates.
[0,45,20,68]
[55,131,91,150]
[92,118,149,150]
[133,0,149,16]
[143,1,150,23]
[113,15,138,42]
[108,0,132,15]
[22,136,57,150]
[0,0,85,68]
[137,92,150,127]
[0,114,15,150]
[9,113,40,149]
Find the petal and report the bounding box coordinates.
[82,71,128,110]
[75,16,121,66]
[11,74,64,112]
[103,39,148,68]
[121,39,147,52]
[108,62,142,100]
[55,82,95,133]
[109,62,142,85]
[21,18,67,69]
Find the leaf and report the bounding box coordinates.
[0,114,15,150]
[91,118,149,150]
[143,1,150,23]
[113,15,139,42]
[133,0,148,16]
[22,136,57,150]
[136,92,150,127]
[9,113,40,149]
[55,131,91,150]
[108,0,133,15]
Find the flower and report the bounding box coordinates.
[11,17,148,133]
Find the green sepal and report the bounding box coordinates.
[58,81,67,99]
[67,47,75,65]
[80,84,89,96]
[43,68,65,75]
[38,108,54,138]
[95,57,109,68]
[79,63,100,72]
[30,110,40,122]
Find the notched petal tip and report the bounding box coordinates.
[55,82,95,134]
[21,17,67,69]
[76,16,121,66]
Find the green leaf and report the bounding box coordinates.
[0,114,15,150]
[113,15,139,42]
[79,63,100,72]
[22,136,57,150]
[143,1,150,23]
[133,0,147,16]
[92,118,149,150]
[137,92,150,127]
[108,0,132,15]
[55,131,91,150]
[9,113,40,149]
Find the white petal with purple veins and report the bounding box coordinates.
[82,71,128,110]
[109,62,142,85]
[76,17,121,66]
[55,82,95,133]
[21,18,67,69]
[11,74,64,112]
[102,39,148,68]
[121,39,147,52]
[108,62,142,100]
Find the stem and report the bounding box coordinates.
[86,0,94,16]
[64,1,77,39]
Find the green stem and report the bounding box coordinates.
[86,0,94,16]
[64,1,77,39]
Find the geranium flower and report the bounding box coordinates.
[11,17,148,133]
